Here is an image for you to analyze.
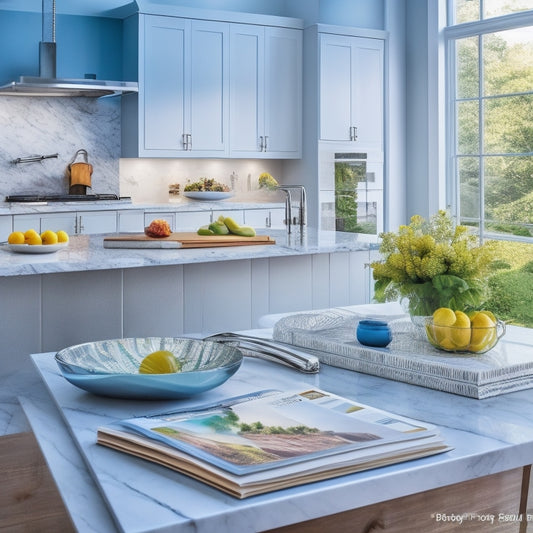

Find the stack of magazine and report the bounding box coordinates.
[97,388,450,498]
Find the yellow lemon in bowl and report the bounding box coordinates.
[7,231,25,244]
[429,307,471,350]
[469,311,497,352]
[41,229,59,245]
[56,230,69,243]
[139,350,182,374]
[24,229,42,245]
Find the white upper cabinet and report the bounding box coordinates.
[135,15,228,157]
[320,34,383,148]
[122,9,302,159]
[189,20,229,155]
[142,16,188,153]
[230,25,302,158]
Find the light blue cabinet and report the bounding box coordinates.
[130,15,229,157]
[230,25,302,158]
[122,10,302,159]
[320,34,383,148]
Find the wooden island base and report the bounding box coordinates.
[2,431,531,533]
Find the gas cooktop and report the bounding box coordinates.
[5,194,128,202]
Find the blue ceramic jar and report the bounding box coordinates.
[356,320,392,348]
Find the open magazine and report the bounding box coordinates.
[97,388,450,498]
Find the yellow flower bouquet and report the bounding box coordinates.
[370,211,496,317]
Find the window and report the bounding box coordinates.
[445,1,533,327]
[446,1,533,241]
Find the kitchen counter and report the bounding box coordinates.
[0,228,377,277]
[0,198,286,215]
[18,315,533,533]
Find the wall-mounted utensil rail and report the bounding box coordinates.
[11,153,58,164]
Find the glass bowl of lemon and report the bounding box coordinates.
[55,337,243,399]
[424,308,506,354]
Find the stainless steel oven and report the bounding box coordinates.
[319,142,383,234]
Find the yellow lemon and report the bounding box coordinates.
[24,229,42,245]
[469,311,496,352]
[56,230,69,243]
[7,231,25,244]
[449,310,471,349]
[433,307,456,326]
[41,229,59,245]
[432,307,456,345]
[139,350,181,374]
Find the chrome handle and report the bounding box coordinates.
[350,126,358,141]
[182,133,192,150]
[264,135,268,152]
[259,135,264,151]
[77,215,84,234]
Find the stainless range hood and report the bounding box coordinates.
[0,76,138,98]
[0,0,138,98]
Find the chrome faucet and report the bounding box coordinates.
[276,185,306,233]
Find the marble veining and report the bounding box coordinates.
[0,96,120,199]
[23,339,533,533]
[0,229,377,277]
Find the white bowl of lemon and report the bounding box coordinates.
[6,229,69,253]
[55,337,243,399]
[425,308,505,354]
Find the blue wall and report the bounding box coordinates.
[0,0,386,85]
[0,11,122,83]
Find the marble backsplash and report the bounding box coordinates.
[0,96,120,199]
[0,95,286,204]
[120,158,284,204]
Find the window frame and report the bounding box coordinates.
[444,4,533,242]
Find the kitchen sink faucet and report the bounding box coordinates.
[276,185,306,233]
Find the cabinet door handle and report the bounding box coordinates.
[350,126,358,141]
[182,133,188,150]
[187,133,192,150]
[264,135,268,152]
[259,136,264,151]
[78,215,84,234]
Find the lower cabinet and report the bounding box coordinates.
[0,215,12,236]
[13,212,117,235]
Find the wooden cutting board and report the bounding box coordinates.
[103,232,275,249]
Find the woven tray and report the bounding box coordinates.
[272,309,533,399]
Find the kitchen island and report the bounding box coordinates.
[17,316,533,532]
[0,228,377,436]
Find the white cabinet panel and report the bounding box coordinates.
[230,25,302,158]
[13,214,43,232]
[143,16,188,152]
[131,15,229,158]
[41,270,123,352]
[118,210,145,232]
[190,20,229,155]
[123,266,184,337]
[0,215,12,237]
[175,211,211,231]
[38,213,77,234]
[77,211,117,234]
[320,34,383,148]
[263,27,302,157]
[229,24,264,155]
[244,209,271,228]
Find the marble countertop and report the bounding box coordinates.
[21,325,533,533]
[0,198,287,215]
[0,229,377,277]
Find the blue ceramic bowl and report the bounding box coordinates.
[55,337,243,400]
[356,320,392,348]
